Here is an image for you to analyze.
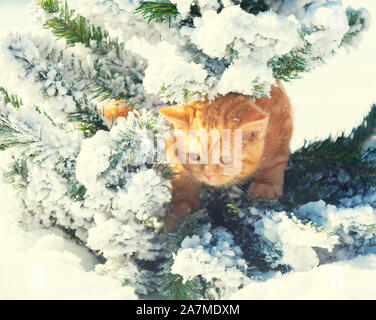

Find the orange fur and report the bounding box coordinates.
[99,83,293,231]
[98,99,131,126]
[160,81,293,231]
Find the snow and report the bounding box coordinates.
[0,1,31,30]
[172,0,194,18]
[254,211,339,271]
[0,183,137,299]
[286,0,376,150]
[171,226,249,298]
[124,0,356,103]
[302,2,349,57]
[143,54,210,103]
[230,254,376,300]
[217,58,274,96]
[1,0,376,300]
[192,7,299,59]
[76,130,112,189]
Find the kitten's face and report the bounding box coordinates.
[160,94,269,187]
[169,128,262,186]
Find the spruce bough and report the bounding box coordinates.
[0,0,374,299]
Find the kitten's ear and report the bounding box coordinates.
[159,105,189,129]
[239,113,269,141]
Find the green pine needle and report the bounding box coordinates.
[2,159,28,189]
[280,104,376,207]
[68,181,87,201]
[39,0,133,121]
[233,0,269,14]
[67,109,109,137]
[341,8,368,47]
[0,87,23,109]
[0,90,38,150]
[135,0,269,26]
[41,0,121,54]
[135,1,178,25]
[159,259,205,300]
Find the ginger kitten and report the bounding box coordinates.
[159,81,293,231]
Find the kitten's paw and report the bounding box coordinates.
[172,201,195,217]
[164,202,195,232]
[164,216,178,232]
[248,182,282,199]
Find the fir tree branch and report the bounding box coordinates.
[2,159,28,192]
[39,0,60,14]
[282,105,376,206]
[5,38,108,136]
[0,87,87,202]
[135,1,178,25]
[0,89,39,150]
[0,125,33,151]
[268,39,313,81]
[67,109,109,137]
[67,181,87,201]
[0,87,23,109]
[40,0,121,55]
[38,0,132,104]
[296,105,376,162]
[159,258,205,300]
[135,0,269,26]
[270,7,369,82]
[33,105,57,127]
[233,0,269,14]
[341,7,369,47]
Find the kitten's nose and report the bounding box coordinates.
[204,173,212,180]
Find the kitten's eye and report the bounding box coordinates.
[188,152,200,162]
[220,155,234,165]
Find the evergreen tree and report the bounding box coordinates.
[0,0,375,299]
